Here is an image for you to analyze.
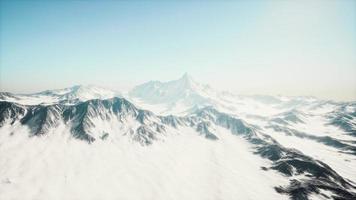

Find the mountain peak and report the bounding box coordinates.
[129,73,219,114]
[176,73,197,89]
[180,73,194,82]
[71,84,106,92]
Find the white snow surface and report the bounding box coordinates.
[1,74,356,200]
[0,85,121,105]
[0,124,288,200]
[127,74,333,117]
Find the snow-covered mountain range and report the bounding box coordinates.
[0,74,355,200]
[129,73,222,114]
[0,85,121,105]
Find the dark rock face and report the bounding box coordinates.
[160,115,185,128]
[0,98,159,144]
[0,101,26,126]
[328,109,356,137]
[192,107,254,136]
[275,179,356,200]
[196,121,218,140]
[192,108,356,200]
[0,92,21,101]
[254,139,356,200]
[133,125,158,145]
[266,124,356,155]
[21,105,62,136]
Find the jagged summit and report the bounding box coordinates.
[174,73,199,90]
[128,74,333,116]
[179,72,194,82]
[128,74,219,114]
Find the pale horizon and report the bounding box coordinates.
[0,72,352,102]
[1,2,356,199]
[1,0,355,101]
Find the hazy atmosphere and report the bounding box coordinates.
[1,1,356,200]
[1,0,355,100]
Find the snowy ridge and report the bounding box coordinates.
[1,97,356,199]
[0,75,356,200]
[0,85,121,105]
[128,74,341,117]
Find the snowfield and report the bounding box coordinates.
[0,74,355,200]
[0,125,288,200]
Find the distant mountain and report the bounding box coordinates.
[1,75,356,200]
[0,75,338,117]
[128,73,334,116]
[0,85,121,105]
[129,73,223,115]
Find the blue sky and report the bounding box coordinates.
[1,0,355,100]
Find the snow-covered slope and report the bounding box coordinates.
[128,73,331,117]
[1,76,356,200]
[0,85,121,105]
[0,97,355,199]
[0,121,288,200]
[129,73,223,115]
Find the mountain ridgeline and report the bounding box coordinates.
[1,75,356,200]
[0,97,356,199]
[0,97,253,144]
